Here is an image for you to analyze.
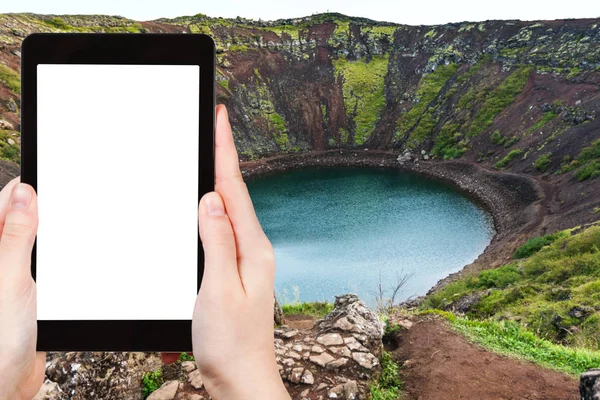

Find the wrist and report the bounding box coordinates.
[202,356,290,400]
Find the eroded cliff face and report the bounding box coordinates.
[1,12,600,227]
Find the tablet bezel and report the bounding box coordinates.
[21,33,215,351]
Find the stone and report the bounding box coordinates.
[397,319,413,330]
[290,367,305,383]
[0,119,14,130]
[274,294,285,326]
[317,333,344,346]
[147,380,179,400]
[352,352,378,369]
[333,316,354,331]
[316,383,328,391]
[346,340,368,352]
[303,351,310,359]
[301,369,315,384]
[311,344,325,353]
[327,357,349,369]
[283,330,300,339]
[580,369,600,400]
[288,351,302,360]
[300,389,310,397]
[181,361,196,373]
[188,369,204,389]
[33,380,63,400]
[330,346,352,357]
[328,384,344,398]
[343,380,359,399]
[292,344,304,352]
[282,358,296,367]
[315,294,384,356]
[310,352,335,367]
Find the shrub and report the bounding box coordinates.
[477,264,522,289]
[513,231,569,259]
[495,149,523,169]
[491,130,506,145]
[370,351,402,400]
[141,369,164,399]
[534,152,552,172]
[0,64,20,93]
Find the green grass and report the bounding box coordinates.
[141,369,164,399]
[0,130,20,164]
[534,152,552,172]
[514,231,570,259]
[0,64,20,93]
[370,350,402,400]
[560,139,600,181]
[177,352,195,362]
[431,122,467,159]
[395,63,459,146]
[45,17,72,30]
[333,55,389,145]
[495,149,523,169]
[491,130,506,146]
[422,224,600,350]
[466,66,532,138]
[424,310,600,376]
[281,301,334,318]
[526,111,558,135]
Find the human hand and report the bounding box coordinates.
[0,178,46,400]
[163,105,290,399]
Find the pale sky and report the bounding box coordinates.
[2,0,600,25]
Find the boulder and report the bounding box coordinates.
[315,294,384,357]
[147,380,179,400]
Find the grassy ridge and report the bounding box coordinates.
[423,310,600,375]
[424,224,600,350]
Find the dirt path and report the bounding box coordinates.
[391,318,579,400]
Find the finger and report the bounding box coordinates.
[0,177,21,237]
[0,183,38,282]
[214,105,275,284]
[198,191,243,294]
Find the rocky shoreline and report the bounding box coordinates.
[240,149,548,293]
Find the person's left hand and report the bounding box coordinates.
[0,177,46,400]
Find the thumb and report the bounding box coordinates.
[198,192,242,293]
[0,183,38,283]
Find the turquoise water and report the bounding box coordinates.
[246,168,495,307]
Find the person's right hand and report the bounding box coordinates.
[190,105,290,399]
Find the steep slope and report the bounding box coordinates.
[1,12,600,259]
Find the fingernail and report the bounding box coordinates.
[205,194,225,216]
[10,184,32,209]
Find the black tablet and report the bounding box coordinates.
[20,33,215,351]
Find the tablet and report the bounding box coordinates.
[20,33,215,351]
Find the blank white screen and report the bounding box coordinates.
[36,64,200,320]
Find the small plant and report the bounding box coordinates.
[45,17,72,30]
[534,152,552,172]
[177,352,195,362]
[370,350,402,400]
[513,231,569,259]
[491,130,506,146]
[281,301,334,318]
[495,149,523,169]
[0,64,20,94]
[141,369,164,399]
[373,266,414,314]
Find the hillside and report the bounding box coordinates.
[1,13,600,232]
